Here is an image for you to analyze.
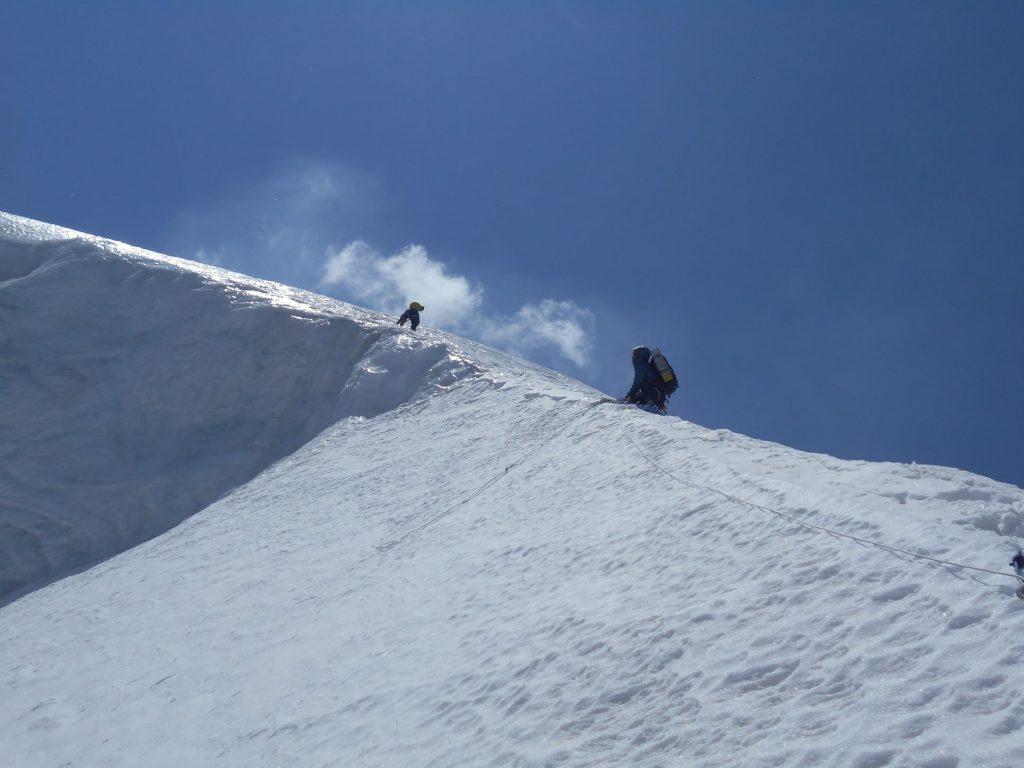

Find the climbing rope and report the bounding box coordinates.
[626,435,1017,582]
[375,398,608,552]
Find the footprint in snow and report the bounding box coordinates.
[946,610,989,630]
[719,659,799,693]
[872,584,920,602]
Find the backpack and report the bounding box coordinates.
[649,348,679,397]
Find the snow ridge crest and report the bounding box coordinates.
[0,213,481,604]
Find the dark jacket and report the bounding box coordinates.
[398,308,420,330]
[625,347,665,405]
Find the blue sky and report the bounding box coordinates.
[3,2,1022,488]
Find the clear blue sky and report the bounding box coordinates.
[3,2,1022,488]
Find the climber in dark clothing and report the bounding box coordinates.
[397,302,424,331]
[622,346,667,412]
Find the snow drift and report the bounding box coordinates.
[3,213,1024,768]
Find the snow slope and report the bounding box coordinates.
[0,213,483,604]
[3,213,1024,768]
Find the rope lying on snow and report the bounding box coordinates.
[376,395,1015,585]
[375,398,608,552]
[625,435,1016,582]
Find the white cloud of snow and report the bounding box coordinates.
[193,248,226,267]
[479,299,595,368]
[172,164,595,368]
[321,241,595,367]
[321,241,482,328]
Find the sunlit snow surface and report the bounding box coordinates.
[0,212,578,604]
[3,213,1024,767]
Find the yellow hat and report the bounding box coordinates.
[410,302,424,311]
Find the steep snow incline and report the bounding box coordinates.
[3,214,1024,767]
[3,369,1024,768]
[0,213,505,604]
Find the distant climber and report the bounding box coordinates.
[1011,550,1024,575]
[621,346,678,414]
[398,302,424,331]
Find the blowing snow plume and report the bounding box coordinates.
[0,213,481,604]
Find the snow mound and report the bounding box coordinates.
[0,212,480,604]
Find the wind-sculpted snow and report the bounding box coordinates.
[3,214,1024,767]
[0,213,497,604]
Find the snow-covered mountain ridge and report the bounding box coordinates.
[1,212,589,604]
[3,213,1024,767]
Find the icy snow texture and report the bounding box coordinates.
[3,213,1024,768]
